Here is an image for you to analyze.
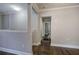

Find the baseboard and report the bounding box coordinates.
[0,47,32,55]
[51,43,79,49]
[33,42,40,46]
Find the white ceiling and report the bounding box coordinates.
[37,3,79,9]
[0,3,27,14]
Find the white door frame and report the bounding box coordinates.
[42,16,51,38]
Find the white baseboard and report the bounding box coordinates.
[33,42,40,46]
[51,43,79,49]
[0,47,32,55]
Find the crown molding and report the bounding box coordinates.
[32,3,40,13]
[39,5,79,12]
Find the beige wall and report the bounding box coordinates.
[40,6,79,48]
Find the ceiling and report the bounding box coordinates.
[37,3,79,9]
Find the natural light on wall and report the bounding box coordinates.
[10,5,22,11]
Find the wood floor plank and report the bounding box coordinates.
[32,45,79,55]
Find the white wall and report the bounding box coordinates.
[2,11,27,31]
[2,15,9,29]
[0,14,3,29]
[40,6,79,48]
[32,8,38,31]
[9,11,27,31]
[0,31,32,54]
[0,4,32,54]
[32,8,40,45]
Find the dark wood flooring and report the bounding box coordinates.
[32,45,79,55]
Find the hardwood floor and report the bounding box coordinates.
[32,45,79,55]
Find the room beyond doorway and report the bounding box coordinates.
[42,17,51,41]
[42,17,51,37]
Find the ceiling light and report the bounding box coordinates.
[11,5,22,11]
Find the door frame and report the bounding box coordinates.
[41,16,51,38]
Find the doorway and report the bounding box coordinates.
[41,17,51,47]
[32,16,51,55]
[42,17,51,39]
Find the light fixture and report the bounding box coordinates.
[10,5,22,11]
